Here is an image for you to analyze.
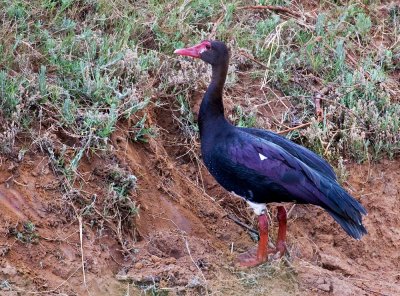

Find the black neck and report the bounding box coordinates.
[198,62,229,137]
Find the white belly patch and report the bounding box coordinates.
[246,200,266,215]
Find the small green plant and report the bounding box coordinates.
[0,71,21,118]
[354,12,372,38]
[232,106,257,128]
[9,221,39,244]
[6,1,27,19]
[130,113,155,143]
[107,169,138,217]
[176,94,199,138]
[138,282,169,296]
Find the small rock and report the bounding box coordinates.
[316,278,325,285]
[318,283,331,292]
[165,257,176,265]
[0,245,10,256]
[0,263,17,276]
[320,253,354,275]
[151,255,161,263]
[134,262,143,269]
[187,276,202,288]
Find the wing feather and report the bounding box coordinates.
[241,127,337,180]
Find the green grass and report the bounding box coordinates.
[0,0,154,254]
[3,0,397,160]
[232,105,257,128]
[220,1,400,163]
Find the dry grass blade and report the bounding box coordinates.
[237,5,301,18]
[277,122,312,134]
[78,215,87,288]
[228,214,259,237]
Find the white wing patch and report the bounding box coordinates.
[258,153,268,161]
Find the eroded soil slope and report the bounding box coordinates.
[1,100,399,295]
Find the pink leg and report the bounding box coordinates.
[237,207,288,267]
[237,214,272,267]
[275,206,287,256]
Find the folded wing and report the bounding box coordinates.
[241,127,337,181]
[226,132,367,239]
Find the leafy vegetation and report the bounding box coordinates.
[8,221,39,244]
[1,0,398,166]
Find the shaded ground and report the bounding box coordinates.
[0,95,399,295]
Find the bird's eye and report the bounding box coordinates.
[206,44,211,50]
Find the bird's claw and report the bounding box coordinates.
[275,241,287,257]
[236,242,287,268]
[236,246,275,267]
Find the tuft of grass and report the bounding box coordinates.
[0,71,22,119]
[129,113,155,143]
[8,221,39,244]
[233,258,297,293]
[176,93,199,138]
[231,105,257,128]
[104,166,139,219]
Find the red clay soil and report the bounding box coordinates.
[0,98,400,295]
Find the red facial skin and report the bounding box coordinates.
[174,41,211,58]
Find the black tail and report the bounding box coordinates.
[319,177,367,239]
